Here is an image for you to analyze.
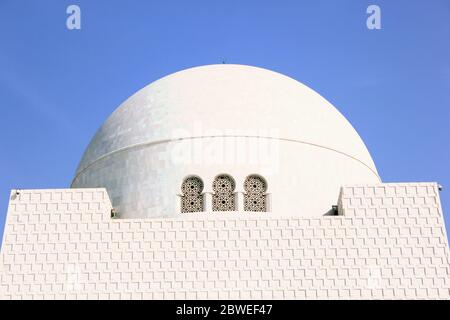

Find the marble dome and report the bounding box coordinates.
[71,64,380,218]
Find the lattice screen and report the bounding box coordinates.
[244,175,267,212]
[212,174,236,211]
[180,176,204,213]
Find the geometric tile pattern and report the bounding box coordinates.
[0,183,449,299]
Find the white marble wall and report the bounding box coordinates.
[0,183,449,299]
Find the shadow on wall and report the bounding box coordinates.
[10,191,19,201]
[323,206,338,216]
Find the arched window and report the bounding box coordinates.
[212,174,236,211]
[244,175,267,212]
[180,176,204,213]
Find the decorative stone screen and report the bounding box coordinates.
[180,176,204,213]
[212,174,236,211]
[244,175,267,212]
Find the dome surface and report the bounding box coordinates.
[72,64,380,218]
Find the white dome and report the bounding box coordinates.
[72,64,380,218]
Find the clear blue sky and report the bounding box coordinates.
[0,0,449,243]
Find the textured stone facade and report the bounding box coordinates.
[0,183,449,299]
